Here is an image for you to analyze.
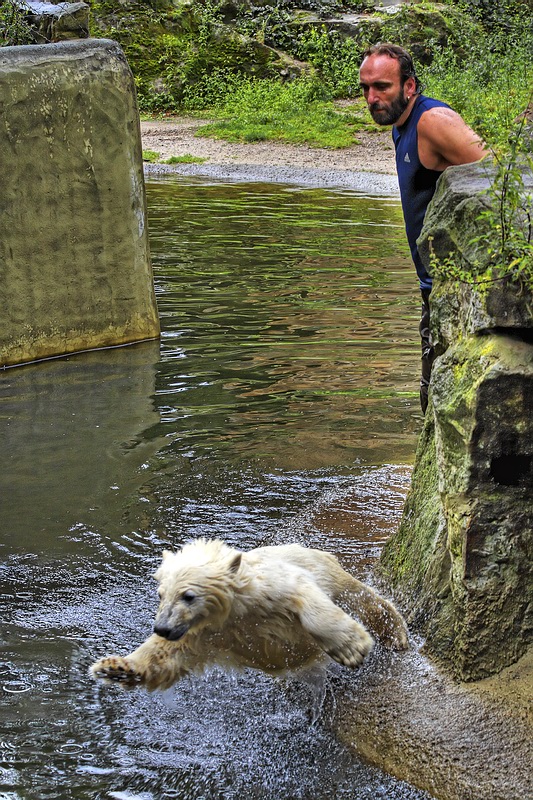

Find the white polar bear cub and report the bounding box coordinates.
[91,539,409,691]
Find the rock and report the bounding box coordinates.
[209,23,309,80]
[380,158,533,681]
[286,4,472,65]
[287,11,385,53]
[23,0,89,43]
[417,161,533,352]
[382,334,533,680]
[381,3,464,64]
[430,278,533,355]
[0,39,160,367]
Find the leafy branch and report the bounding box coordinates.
[430,108,533,293]
[0,0,34,45]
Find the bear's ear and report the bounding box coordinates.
[161,549,173,561]
[229,553,242,574]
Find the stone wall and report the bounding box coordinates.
[380,161,533,680]
[0,39,160,368]
[23,1,90,44]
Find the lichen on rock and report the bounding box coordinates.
[380,159,533,681]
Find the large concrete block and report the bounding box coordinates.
[0,39,160,368]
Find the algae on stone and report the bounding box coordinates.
[381,160,533,680]
[0,39,160,367]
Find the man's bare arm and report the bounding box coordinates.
[417,106,488,171]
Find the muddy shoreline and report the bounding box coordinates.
[141,117,399,193]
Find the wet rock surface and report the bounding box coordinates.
[333,643,533,800]
[381,159,533,681]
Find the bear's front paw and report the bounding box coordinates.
[326,631,374,669]
[90,656,143,686]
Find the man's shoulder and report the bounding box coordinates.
[417,99,458,134]
[418,95,452,112]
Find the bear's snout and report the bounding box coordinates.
[154,622,189,641]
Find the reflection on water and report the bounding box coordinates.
[0,342,162,558]
[0,176,431,799]
[149,177,421,469]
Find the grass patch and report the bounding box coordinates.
[142,149,160,163]
[195,79,376,149]
[164,154,208,164]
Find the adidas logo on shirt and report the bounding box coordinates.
[404,152,411,163]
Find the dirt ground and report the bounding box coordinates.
[140,116,397,176]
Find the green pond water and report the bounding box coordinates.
[0,176,432,800]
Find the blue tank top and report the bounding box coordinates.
[393,95,450,290]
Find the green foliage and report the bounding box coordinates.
[91,0,297,113]
[418,15,533,145]
[296,27,364,97]
[431,123,533,292]
[235,1,295,51]
[449,0,533,30]
[164,154,208,163]
[89,0,174,111]
[194,77,371,147]
[0,0,34,45]
[142,149,160,162]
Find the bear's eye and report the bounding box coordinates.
[182,590,196,604]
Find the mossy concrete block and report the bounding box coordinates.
[384,333,533,679]
[379,409,454,648]
[380,413,445,600]
[417,161,493,270]
[419,157,533,271]
[430,277,533,354]
[433,334,533,678]
[0,39,160,368]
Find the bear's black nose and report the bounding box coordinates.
[154,624,171,639]
[154,623,189,641]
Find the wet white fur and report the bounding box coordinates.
[91,539,408,691]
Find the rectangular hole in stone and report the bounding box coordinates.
[490,454,532,486]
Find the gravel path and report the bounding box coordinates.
[141,117,399,194]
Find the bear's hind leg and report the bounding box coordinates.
[338,578,409,651]
[294,585,374,668]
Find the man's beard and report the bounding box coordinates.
[369,89,410,125]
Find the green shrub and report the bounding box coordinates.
[296,27,363,97]
[194,77,374,148]
[1,0,34,45]
[418,27,533,146]
[450,0,533,30]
